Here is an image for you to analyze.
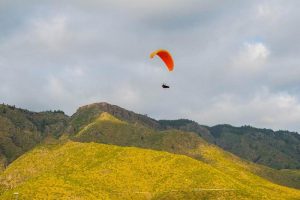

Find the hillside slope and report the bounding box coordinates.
[0,141,300,200]
[0,104,69,168]
[69,112,300,189]
[68,102,300,170]
[209,124,300,169]
[66,102,160,135]
[159,119,300,169]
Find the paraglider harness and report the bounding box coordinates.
[162,83,170,88]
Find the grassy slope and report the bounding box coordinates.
[0,141,300,200]
[70,112,300,189]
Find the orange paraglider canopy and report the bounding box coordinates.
[150,49,174,71]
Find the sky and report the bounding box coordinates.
[1,0,300,132]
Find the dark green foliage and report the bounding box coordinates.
[158,119,300,169]
[159,119,214,143]
[159,119,195,128]
[208,125,300,169]
[0,104,70,167]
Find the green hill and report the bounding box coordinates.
[0,104,69,169]
[209,124,300,169]
[66,102,160,135]
[159,120,300,170]
[0,102,299,195]
[68,112,300,189]
[1,102,299,172]
[68,103,300,170]
[0,141,299,200]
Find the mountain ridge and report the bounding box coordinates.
[67,102,300,169]
[1,102,299,171]
[0,102,300,194]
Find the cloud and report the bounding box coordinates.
[256,3,283,20]
[32,15,69,50]
[188,88,300,132]
[232,42,270,71]
[0,0,300,132]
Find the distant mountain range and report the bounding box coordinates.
[0,102,299,197]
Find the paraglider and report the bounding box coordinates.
[150,49,174,71]
[150,49,174,88]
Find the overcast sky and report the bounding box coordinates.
[1,0,300,132]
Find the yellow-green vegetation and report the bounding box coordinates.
[76,112,127,137]
[0,141,300,200]
[71,112,300,189]
[97,112,126,124]
[72,112,165,148]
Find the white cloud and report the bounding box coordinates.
[113,84,141,107]
[232,42,270,71]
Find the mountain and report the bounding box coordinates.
[0,141,300,200]
[209,124,300,169]
[63,110,300,189]
[159,119,300,169]
[0,104,69,169]
[159,119,214,142]
[67,102,300,170]
[66,102,160,135]
[2,102,298,171]
[0,102,300,191]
